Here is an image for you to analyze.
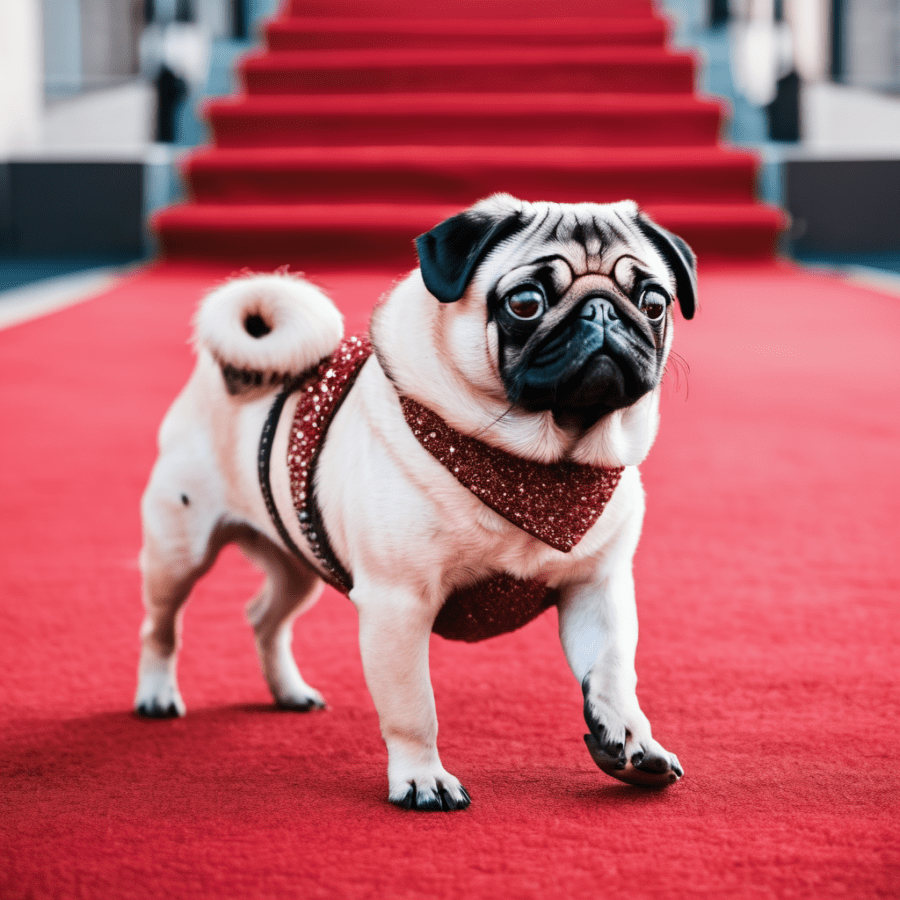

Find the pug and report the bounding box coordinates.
[136,194,696,811]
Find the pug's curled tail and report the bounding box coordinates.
[194,272,344,396]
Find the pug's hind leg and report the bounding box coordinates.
[136,556,197,718]
[241,533,326,711]
[558,570,683,787]
[136,480,223,718]
[353,582,471,812]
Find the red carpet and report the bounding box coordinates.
[3,0,897,896]
[1,260,898,898]
[154,0,782,265]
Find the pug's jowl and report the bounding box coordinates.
[136,195,695,810]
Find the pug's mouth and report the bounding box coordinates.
[505,313,659,426]
[517,349,631,427]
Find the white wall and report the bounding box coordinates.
[80,0,142,88]
[803,81,900,154]
[0,0,44,153]
[846,0,900,92]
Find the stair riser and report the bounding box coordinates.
[209,111,722,149]
[187,165,757,206]
[286,0,657,18]
[159,223,421,268]
[266,25,667,52]
[241,60,695,95]
[157,217,777,265]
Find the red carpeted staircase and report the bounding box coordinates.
[154,0,783,266]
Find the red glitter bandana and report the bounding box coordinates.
[400,397,624,553]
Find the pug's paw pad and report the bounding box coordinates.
[584,734,683,788]
[390,775,471,812]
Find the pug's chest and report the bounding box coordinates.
[278,336,624,642]
[384,457,620,642]
[420,497,605,637]
[433,569,559,643]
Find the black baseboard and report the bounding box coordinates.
[786,158,900,253]
[3,156,898,267]
[0,161,145,257]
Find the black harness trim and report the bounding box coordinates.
[297,356,371,594]
[257,374,310,563]
[257,346,370,593]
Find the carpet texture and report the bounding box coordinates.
[3,0,897,896]
[153,0,781,264]
[1,259,898,899]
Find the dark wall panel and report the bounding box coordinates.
[6,162,144,256]
[786,159,900,253]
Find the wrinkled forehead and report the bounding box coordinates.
[473,202,672,298]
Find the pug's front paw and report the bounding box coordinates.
[135,648,185,718]
[582,684,682,788]
[584,733,683,787]
[389,769,471,812]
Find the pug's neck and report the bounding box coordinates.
[369,271,661,469]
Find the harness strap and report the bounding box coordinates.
[257,373,310,563]
[285,335,372,592]
[257,336,371,591]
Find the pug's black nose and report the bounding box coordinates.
[580,296,619,324]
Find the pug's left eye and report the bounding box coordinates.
[506,287,546,321]
[639,287,668,321]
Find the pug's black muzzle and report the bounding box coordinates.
[514,293,660,420]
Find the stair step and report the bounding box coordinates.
[157,0,782,265]
[240,47,696,95]
[206,93,724,148]
[285,0,658,18]
[154,201,783,265]
[647,202,785,258]
[185,145,760,205]
[265,17,668,51]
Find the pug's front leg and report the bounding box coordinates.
[558,569,683,787]
[353,583,471,812]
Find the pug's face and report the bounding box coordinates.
[416,195,697,432]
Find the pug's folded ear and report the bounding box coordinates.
[635,214,698,320]
[415,206,526,303]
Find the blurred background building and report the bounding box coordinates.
[1,0,898,292]
[670,0,900,270]
[0,0,277,291]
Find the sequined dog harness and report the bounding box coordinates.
[259,335,623,642]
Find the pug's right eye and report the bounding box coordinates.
[505,288,546,321]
